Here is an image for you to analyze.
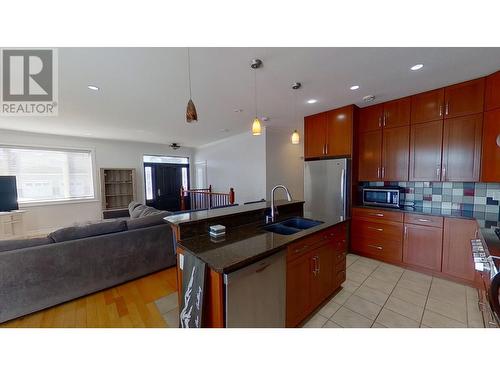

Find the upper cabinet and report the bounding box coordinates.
[358,130,382,181]
[326,106,354,157]
[304,105,354,159]
[485,71,500,111]
[304,112,327,158]
[442,114,482,182]
[383,97,411,128]
[411,88,444,124]
[382,126,410,181]
[359,104,383,132]
[481,109,500,182]
[359,98,410,132]
[444,78,485,119]
[409,120,443,181]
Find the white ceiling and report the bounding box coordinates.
[1,47,500,147]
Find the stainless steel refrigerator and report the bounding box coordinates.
[304,158,350,221]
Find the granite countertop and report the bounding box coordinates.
[166,200,305,226]
[176,213,346,274]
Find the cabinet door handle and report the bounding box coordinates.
[378,116,382,128]
[377,167,380,179]
[436,167,440,179]
[368,245,383,250]
[325,144,329,154]
[442,167,446,181]
[381,167,385,179]
[368,226,383,232]
[404,225,408,238]
[439,104,443,117]
[383,114,386,127]
[317,255,321,274]
[445,102,449,115]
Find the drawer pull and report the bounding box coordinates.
[369,213,384,217]
[367,226,383,232]
[294,245,309,254]
[417,219,430,222]
[368,244,383,250]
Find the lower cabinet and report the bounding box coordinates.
[442,217,478,282]
[351,207,479,285]
[286,223,347,327]
[403,223,443,272]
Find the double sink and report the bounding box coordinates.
[263,217,323,235]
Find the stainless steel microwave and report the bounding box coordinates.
[362,187,403,208]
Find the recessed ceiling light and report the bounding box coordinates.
[233,109,243,113]
[350,85,360,90]
[307,99,318,104]
[410,64,424,71]
[87,85,100,91]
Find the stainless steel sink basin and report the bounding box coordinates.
[263,217,323,235]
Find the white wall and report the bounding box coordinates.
[0,129,194,234]
[266,127,304,201]
[194,130,266,204]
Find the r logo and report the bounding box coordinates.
[2,49,53,102]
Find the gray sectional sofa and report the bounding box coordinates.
[0,202,176,323]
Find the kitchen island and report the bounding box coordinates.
[165,200,348,327]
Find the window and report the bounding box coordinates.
[0,146,95,204]
[144,166,153,200]
[143,155,189,164]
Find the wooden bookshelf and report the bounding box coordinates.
[100,168,137,213]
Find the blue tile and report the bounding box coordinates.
[462,203,474,212]
[452,182,463,189]
[432,187,442,195]
[463,182,475,190]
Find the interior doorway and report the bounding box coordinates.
[143,155,189,212]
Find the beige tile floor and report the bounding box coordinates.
[302,254,485,328]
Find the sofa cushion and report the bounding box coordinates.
[49,220,127,243]
[127,211,171,230]
[128,201,142,217]
[0,236,54,253]
[130,204,148,218]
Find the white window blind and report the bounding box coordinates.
[0,146,95,204]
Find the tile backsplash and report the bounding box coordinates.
[359,181,500,221]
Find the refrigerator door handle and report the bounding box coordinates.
[340,168,346,220]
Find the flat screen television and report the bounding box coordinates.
[0,176,19,212]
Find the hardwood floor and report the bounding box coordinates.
[0,267,178,328]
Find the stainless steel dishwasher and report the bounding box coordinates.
[224,250,286,328]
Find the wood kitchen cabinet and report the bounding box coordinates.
[403,222,443,272]
[411,88,445,124]
[382,126,409,181]
[442,217,478,283]
[358,130,382,181]
[481,109,500,182]
[485,70,500,111]
[383,97,411,128]
[304,112,327,158]
[286,223,347,327]
[359,104,384,132]
[444,78,485,119]
[409,120,443,181]
[442,114,482,181]
[304,106,354,159]
[359,98,410,132]
[310,242,335,308]
[325,106,353,157]
[286,253,312,328]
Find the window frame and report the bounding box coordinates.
[0,143,99,207]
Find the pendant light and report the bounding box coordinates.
[186,48,198,123]
[250,59,262,135]
[291,82,301,144]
